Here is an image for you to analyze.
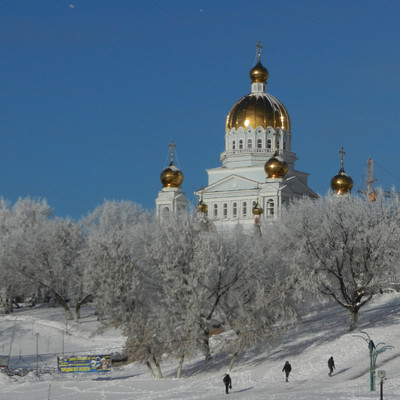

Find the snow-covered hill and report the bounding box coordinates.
[0,292,400,400]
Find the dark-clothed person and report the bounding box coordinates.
[282,361,292,382]
[223,374,232,394]
[328,356,335,376]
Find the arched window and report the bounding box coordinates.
[239,140,243,149]
[276,140,280,149]
[232,140,236,150]
[213,204,218,218]
[257,139,262,148]
[267,139,271,149]
[267,199,274,217]
[223,203,228,219]
[242,202,247,217]
[233,202,237,217]
[247,139,252,149]
[283,141,286,150]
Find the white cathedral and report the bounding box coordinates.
[155,43,353,230]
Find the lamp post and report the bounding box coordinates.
[61,330,65,355]
[35,333,39,377]
[378,370,386,400]
[354,331,393,391]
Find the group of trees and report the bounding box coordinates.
[82,202,297,377]
[0,192,399,377]
[267,193,400,331]
[0,198,87,319]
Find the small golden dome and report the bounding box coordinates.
[197,199,208,214]
[250,61,269,83]
[265,151,288,178]
[331,147,353,195]
[252,202,263,216]
[160,162,183,188]
[160,140,183,188]
[330,168,353,195]
[369,192,376,202]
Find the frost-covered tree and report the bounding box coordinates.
[11,216,84,320]
[0,197,90,319]
[189,229,258,362]
[122,294,168,379]
[141,216,207,375]
[0,197,53,312]
[81,201,159,371]
[81,200,152,319]
[220,231,299,370]
[270,193,400,331]
[0,198,19,313]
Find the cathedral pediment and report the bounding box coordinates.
[202,174,260,193]
[259,176,317,197]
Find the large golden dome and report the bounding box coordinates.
[226,94,290,131]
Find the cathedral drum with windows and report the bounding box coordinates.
[195,43,317,231]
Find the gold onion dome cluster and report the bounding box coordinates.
[160,162,184,188]
[330,167,353,195]
[265,150,288,178]
[225,59,291,131]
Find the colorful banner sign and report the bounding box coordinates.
[57,354,111,373]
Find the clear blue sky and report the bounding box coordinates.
[1,0,399,219]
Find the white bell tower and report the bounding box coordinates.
[155,140,188,218]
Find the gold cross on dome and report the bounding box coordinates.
[256,41,262,61]
[169,140,176,164]
[339,146,346,169]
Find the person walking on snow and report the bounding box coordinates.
[328,356,335,376]
[223,373,232,394]
[282,361,292,382]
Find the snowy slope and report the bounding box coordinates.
[0,293,400,400]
